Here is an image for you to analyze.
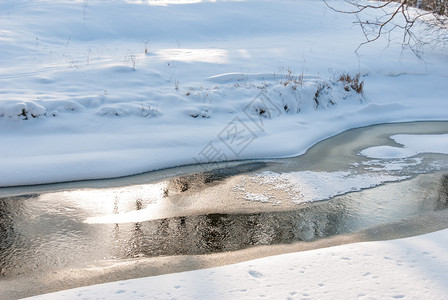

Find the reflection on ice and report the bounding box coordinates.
[48,181,168,222]
[86,162,268,224]
[1,172,447,277]
[155,48,228,64]
[124,0,204,5]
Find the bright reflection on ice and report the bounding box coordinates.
[0,30,14,42]
[155,48,229,64]
[124,0,205,6]
[38,182,169,224]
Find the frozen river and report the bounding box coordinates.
[1,121,447,299]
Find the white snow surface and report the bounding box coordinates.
[1,0,448,187]
[26,228,448,299]
[361,134,448,159]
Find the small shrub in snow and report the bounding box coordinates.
[144,40,150,55]
[281,69,304,89]
[19,108,28,120]
[124,54,137,71]
[139,104,159,118]
[244,91,283,121]
[337,73,364,94]
[255,106,268,117]
[96,103,159,118]
[314,82,334,109]
[186,108,210,118]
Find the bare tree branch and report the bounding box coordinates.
[323,0,448,57]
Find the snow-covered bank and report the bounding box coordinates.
[26,227,448,299]
[1,0,447,187]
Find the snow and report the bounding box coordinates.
[1,0,447,187]
[361,134,448,159]
[25,227,448,299]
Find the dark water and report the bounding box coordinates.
[0,122,447,278]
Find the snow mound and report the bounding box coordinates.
[0,101,47,119]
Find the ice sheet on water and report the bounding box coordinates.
[235,170,408,204]
[360,134,448,159]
